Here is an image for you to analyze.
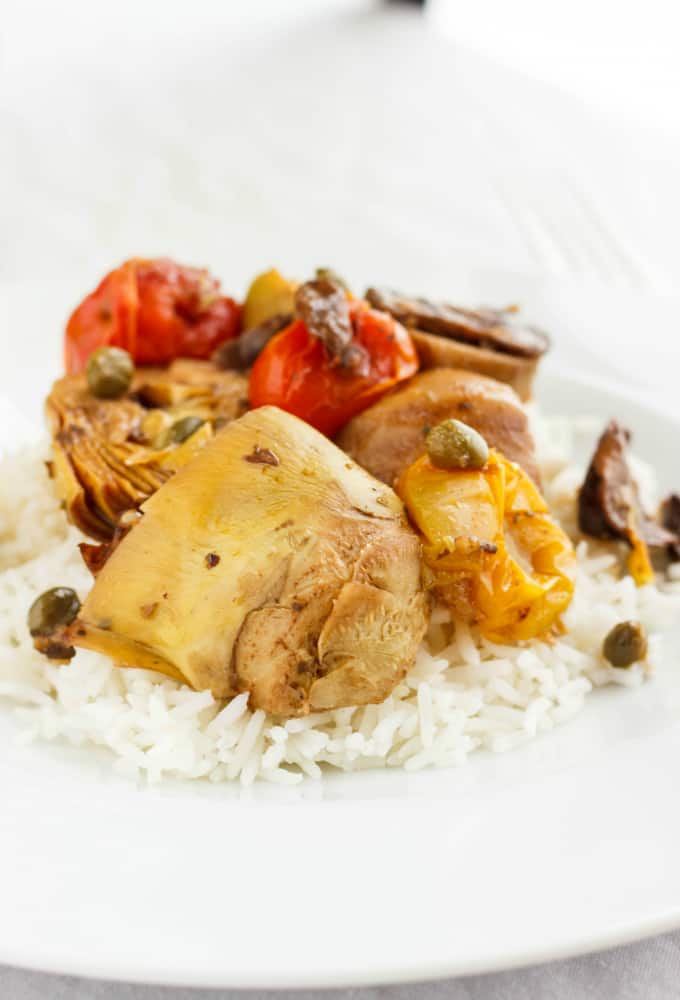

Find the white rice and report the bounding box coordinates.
[1,418,679,786]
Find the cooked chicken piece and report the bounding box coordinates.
[365,288,549,401]
[61,406,428,716]
[47,359,248,541]
[336,368,540,487]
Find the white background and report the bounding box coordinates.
[2,0,680,996]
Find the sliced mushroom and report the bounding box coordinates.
[336,368,540,487]
[365,288,549,400]
[660,494,680,562]
[295,278,369,374]
[59,406,428,716]
[213,314,291,370]
[296,278,351,353]
[578,421,677,584]
[409,330,539,402]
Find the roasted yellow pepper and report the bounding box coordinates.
[242,269,297,330]
[397,450,576,642]
[624,521,655,587]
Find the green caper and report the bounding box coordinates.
[27,587,81,638]
[86,346,134,399]
[425,419,489,470]
[602,620,648,668]
[315,267,349,290]
[155,415,205,449]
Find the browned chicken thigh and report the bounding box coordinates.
[336,368,539,487]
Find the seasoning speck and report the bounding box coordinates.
[244,445,279,467]
[480,541,498,554]
[205,552,220,569]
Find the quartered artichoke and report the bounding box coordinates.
[64,406,429,716]
[46,359,249,540]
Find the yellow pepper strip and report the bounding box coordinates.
[397,450,577,643]
[625,515,655,586]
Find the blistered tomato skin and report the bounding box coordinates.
[64,261,138,374]
[65,258,241,373]
[249,301,419,436]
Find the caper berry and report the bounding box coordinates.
[156,415,205,449]
[86,346,134,399]
[425,419,489,470]
[602,620,648,668]
[315,267,348,290]
[28,587,81,638]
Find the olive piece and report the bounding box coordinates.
[86,346,134,399]
[602,620,648,668]
[425,419,489,470]
[27,587,81,638]
[156,415,205,449]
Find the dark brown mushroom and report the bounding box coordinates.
[578,421,677,553]
[660,494,680,562]
[365,287,549,401]
[365,288,549,358]
[212,313,291,370]
[295,279,369,375]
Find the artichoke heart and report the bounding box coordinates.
[69,406,429,716]
[47,359,248,540]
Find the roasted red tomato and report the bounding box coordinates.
[249,299,419,436]
[65,258,241,373]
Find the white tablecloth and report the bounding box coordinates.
[2,931,680,1000]
[2,2,680,995]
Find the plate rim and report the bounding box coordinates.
[2,364,680,989]
[2,908,680,990]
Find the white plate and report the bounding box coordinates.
[2,357,680,988]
